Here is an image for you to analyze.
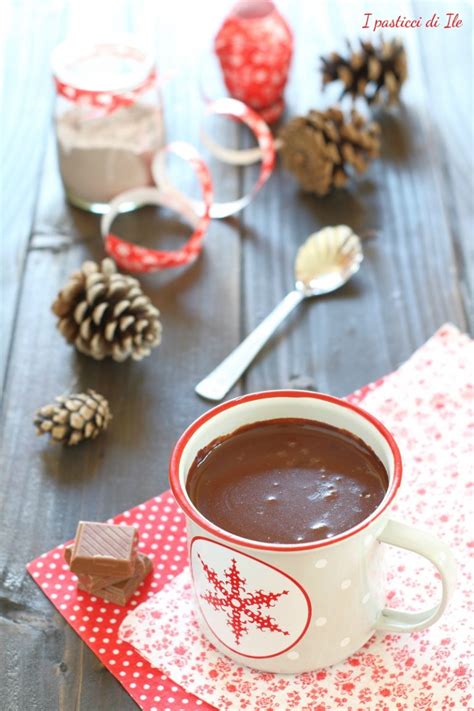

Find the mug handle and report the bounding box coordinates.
[374,519,457,633]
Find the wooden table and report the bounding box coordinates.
[1,1,472,708]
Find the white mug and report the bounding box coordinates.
[169,390,456,673]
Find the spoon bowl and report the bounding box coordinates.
[295,225,363,296]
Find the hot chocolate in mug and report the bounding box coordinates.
[169,391,456,673]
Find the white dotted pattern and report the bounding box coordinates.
[26,493,203,709]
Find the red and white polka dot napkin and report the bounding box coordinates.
[27,493,209,709]
[28,324,473,710]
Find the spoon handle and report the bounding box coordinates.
[195,290,305,401]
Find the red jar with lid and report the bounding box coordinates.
[214,0,293,124]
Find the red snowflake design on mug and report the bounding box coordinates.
[197,554,290,646]
[190,537,311,658]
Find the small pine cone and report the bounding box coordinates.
[52,258,162,362]
[321,36,407,105]
[34,390,112,446]
[279,107,380,196]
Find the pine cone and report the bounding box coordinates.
[279,107,380,196]
[52,258,162,362]
[34,390,111,446]
[321,37,407,105]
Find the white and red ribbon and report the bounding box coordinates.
[101,142,213,273]
[54,70,157,113]
[101,98,275,273]
[153,98,275,220]
[52,37,158,114]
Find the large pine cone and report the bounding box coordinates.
[321,37,407,105]
[52,259,162,362]
[279,107,380,196]
[34,390,111,446]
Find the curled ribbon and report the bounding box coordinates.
[101,142,213,273]
[154,98,275,219]
[101,98,275,272]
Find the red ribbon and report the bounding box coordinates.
[101,98,275,273]
[53,70,157,113]
[102,142,213,273]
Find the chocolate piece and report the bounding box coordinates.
[79,555,152,605]
[69,522,138,577]
[64,545,145,592]
[186,418,389,545]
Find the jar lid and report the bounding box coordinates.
[51,35,155,104]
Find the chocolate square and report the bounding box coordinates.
[69,522,138,577]
[64,545,133,592]
[78,554,152,605]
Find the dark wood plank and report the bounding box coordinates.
[1,1,67,391]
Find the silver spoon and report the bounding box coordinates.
[195,225,363,401]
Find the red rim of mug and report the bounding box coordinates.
[169,390,402,552]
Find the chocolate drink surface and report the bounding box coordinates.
[186,418,388,544]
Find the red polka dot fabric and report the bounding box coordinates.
[27,493,212,710]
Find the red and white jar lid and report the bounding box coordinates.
[51,34,156,111]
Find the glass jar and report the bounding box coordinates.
[51,36,165,213]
